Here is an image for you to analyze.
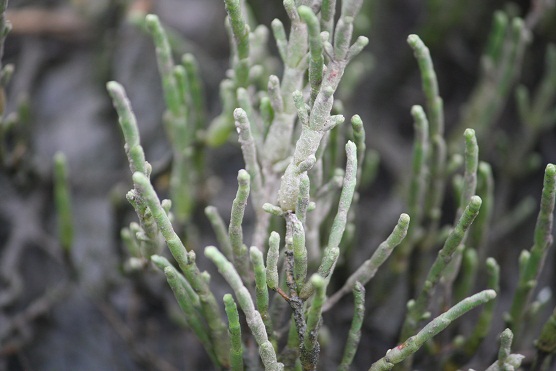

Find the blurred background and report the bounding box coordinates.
[1,0,555,370]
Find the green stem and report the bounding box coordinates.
[132,172,230,367]
[229,169,251,282]
[250,246,272,337]
[298,6,323,105]
[205,206,234,262]
[325,213,409,311]
[162,265,218,366]
[224,293,245,371]
[485,329,524,371]
[205,246,283,370]
[338,282,365,371]
[53,152,73,253]
[106,81,148,175]
[286,213,307,290]
[224,0,250,87]
[266,231,280,289]
[369,290,496,371]
[301,142,357,299]
[301,274,326,371]
[507,164,556,335]
[401,196,482,342]
[407,34,444,138]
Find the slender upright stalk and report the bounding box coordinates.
[298,6,323,105]
[205,246,283,370]
[485,329,524,371]
[338,282,365,371]
[224,294,245,371]
[132,172,230,367]
[301,142,357,299]
[507,164,556,336]
[401,196,482,343]
[250,246,272,335]
[53,152,73,253]
[229,169,251,282]
[301,274,327,371]
[205,206,234,261]
[224,0,250,87]
[266,231,280,290]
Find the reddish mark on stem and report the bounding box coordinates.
[275,287,291,302]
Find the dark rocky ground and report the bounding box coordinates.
[0,0,555,370]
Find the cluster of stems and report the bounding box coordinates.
[105,1,556,370]
[108,1,380,368]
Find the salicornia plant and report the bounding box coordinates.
[105,0,556,370]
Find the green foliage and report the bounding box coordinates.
[103,0,556,370]
[2,0,554,368]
